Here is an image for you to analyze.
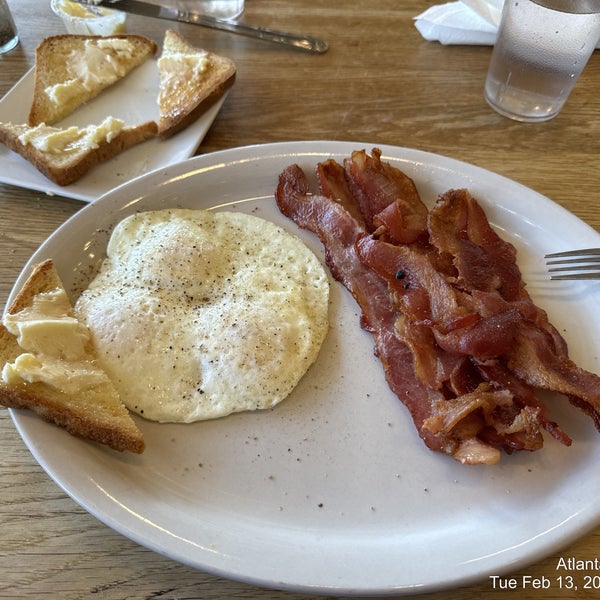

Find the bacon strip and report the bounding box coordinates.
[429,189,568,355]
[316,159,365,228]
[428,189,522,300]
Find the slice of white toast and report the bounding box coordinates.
[28,34,158,126]
[157,29,236,138]
[0,118,157,186]
[0,259,145,453]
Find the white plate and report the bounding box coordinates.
[7,141,600,596]
[0,63,226,202]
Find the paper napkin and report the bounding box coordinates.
[413,0,502,45]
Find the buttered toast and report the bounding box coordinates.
[0,118,157,186]
[157,29,236,138]
[28,34,157,126]
[0,260,145,453]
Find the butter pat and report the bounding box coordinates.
[18,117,125,154]
[2,287,111,393]
[45,79,85,107]
[59,0,105,19]
[2,354,109,394]
[157,51,210,99]
[158,52,210,80]
[45,39,137,104]
[73,39,137,87]
[11,315,88,360]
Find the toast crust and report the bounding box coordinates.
[157,29,236,138]
[0,260,145,453]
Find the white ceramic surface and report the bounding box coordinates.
[0,63,226,202]
[7,141,600,596]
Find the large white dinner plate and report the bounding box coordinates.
[0,62,226,202]
[7,141,600,596]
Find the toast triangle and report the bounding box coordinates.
[28,33,157,126]
[0,118,157,186]
[0,260,145,453]
[157,29,236,138]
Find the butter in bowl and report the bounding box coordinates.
[51,0,126,35]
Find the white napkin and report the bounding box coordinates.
[414,0,600,47]
[414,0,503,45]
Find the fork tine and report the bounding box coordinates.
[548,264,600,272]
[549,272,600,280]
[545,248,600,258]
[546,256,600,266]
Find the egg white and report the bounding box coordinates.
[75,209,330,423]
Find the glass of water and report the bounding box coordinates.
[174,0,244,20]
[484,0,600,122]
[0,0,19,55]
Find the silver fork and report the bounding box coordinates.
[545,248,600,280]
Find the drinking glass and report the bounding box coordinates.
[484,0,600,122]
[174,0,244,20]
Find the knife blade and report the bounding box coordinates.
[71,0,328,54]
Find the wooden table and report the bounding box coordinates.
[1,1,600,598]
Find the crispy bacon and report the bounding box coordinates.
[276,163,463,458]
[426,189,600,424]
[316,159,365,228]
[429,189,568,356]
[355,234,558,453]
[275,149,600,465]
[428,189,523,300]
[277,164,508,463]
[343,148,427,240]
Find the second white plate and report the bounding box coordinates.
[0,61,226,202]
[7,141,600,595]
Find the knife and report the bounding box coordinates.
[71,0,328,54]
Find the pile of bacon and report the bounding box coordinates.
[275,148,600,465]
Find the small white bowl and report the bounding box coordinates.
[51,0,127,35]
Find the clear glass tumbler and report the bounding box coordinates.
[174,0,244,20]
[0,0,19,55]
[484,0,600,122]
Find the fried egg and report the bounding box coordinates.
[74,209,329,423]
